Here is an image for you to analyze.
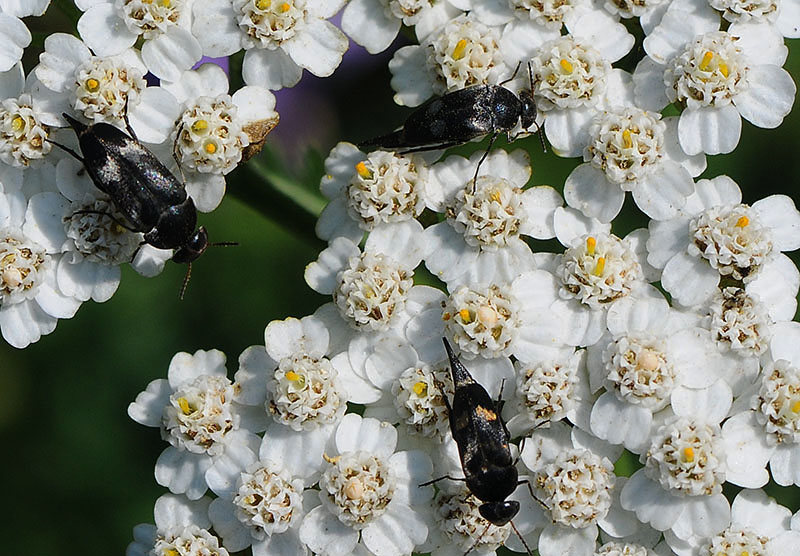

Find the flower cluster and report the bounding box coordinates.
[131,0,800,551]
[4,1,800,555]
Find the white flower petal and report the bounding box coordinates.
[539,522,597,556]
[305,237,359,294]
[192,0,241,57]
[590,392,653,451]
[34,33,90,93]
[0,299,56,348]
[632,56,670,111]
[342,0,401,54]
[283,18,347,78]
[77,4,137,57]
[335,413,397,457]
[564,164,625,223]
[22,192,69,252]
[678,105,742,156]
[363,503,427,556]
[242,48,303,90]
[632,161,693,220]
[543,107,594,158]
[127,378,171,427]
[161,63,229,103]
[0,60,23,99]
[127,86,181,144]
[184,172,225,213]
[57,259,120,302]
[299,505,359,556]
[141,27,202,82]
[208,497,252,552]
[0,13,30,72]
[568,8,634,63]
[553,206,610,248]
[721,412,772,488]
[661,252,719,306]
[620,470,683,531]
[671,381,731,424]
[643,7,719,64]
[769,444,800,486]
[261,425,334,485]
[734,65,795,128]
[365,220,426,268]
[388,45,435,107]
[154,493,212,529]
[670,494,730,540]
[752,195,800,251]
[747,255,799,321]
[519,185,561,239]
[154,447,213,500]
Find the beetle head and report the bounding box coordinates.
[479,500,520,526]
[173,226,209,264]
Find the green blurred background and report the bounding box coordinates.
[1,5,799,555]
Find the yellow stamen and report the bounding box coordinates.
[586,236,596,256]
[177,397,193,415]
[413,381,427,397]
[355,161,373,179]
[459,308,473,324]
[286,371,300,382]
[279,1,291,12]
[490,190,502,203]
[593,257,605,276]
[191,119,208,134]
[452,39,468,60]
[791,399,800,413]
[322,453,340,464]
[85,78,100,92]
[699,51,714,72]
[203,141,217,155]
[683,447,695,463]
[719,62,729,78]
[160,0,171,7]
[164,550,179,556]
[735,215,749,228]
[11,115,24,132]
[559,58,574,73]
[256,0,271,9]
[622,129,633,149]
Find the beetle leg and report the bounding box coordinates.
[471,132,500,193]
[172,121,187,183]
[397,141,463,154]
[70,209,138,232]
[418,474,466,487]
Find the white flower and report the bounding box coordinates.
[647,176,800,308]
[316,142,429,245]
[520,421,633,556]
[721,321,800,488]
[389,13,509,107]
[192,0,348,90]
[621,412,732,541]
[565,105,701,222]
[305,235,432,335]
[423,148,560,288]
[32,33,147,127]
[127,349,265,499]
[206,435,311,556]
[0,63,51,168]
[707,0,800,38]
[664,489,800,555]
[75,0,202,81]
[636,12,795,155]
[160,64,279,211]
[126,494,228,556]
[342,0,462,54]
[504,347,591,438]
[586,287,733,452]
[298,414,433,556]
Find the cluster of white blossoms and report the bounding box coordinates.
[4,0,800,555]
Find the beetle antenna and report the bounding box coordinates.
[210,241,239,248]
[179,263,193,300]
[471,132,500,193]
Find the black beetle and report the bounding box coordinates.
[359,65,542,188]
[421,338,534,555]
[52,113,230,297]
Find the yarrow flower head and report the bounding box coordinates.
[192,0,348,89]
[298,414,433,556]
[128,349,262,500]
[0,93,50,168]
